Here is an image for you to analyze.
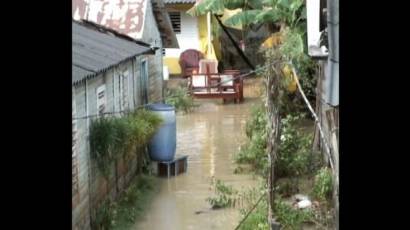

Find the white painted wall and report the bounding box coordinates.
[165,11,200,58]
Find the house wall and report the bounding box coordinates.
[73,83,91,230]
[163,4,210,75]
[316,60,339,165]
[165,11,200,58]
[72,57,154,230]
[141,0,164,102]
[73,2,165,228]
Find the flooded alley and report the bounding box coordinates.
[134,98,261,230]
[72,0,339,229]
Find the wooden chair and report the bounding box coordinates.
[187,59,243,103]
[189,73,240,103]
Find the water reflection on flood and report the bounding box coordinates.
[134,99,261,230]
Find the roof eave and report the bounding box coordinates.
[152,0,179,48]
[73,48,155,86]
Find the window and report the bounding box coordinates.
[169,12,181,33]
[72,99,79,196]
[97,85,106,115]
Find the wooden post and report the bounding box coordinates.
[326,109,339,230]
[266,60,282,224]
[312,64,322,152]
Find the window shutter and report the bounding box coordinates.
[97,85,106,116]
[169,12,181,34]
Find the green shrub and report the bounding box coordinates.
[274,197,314,230]
[235,104,269,176]
[89,117,119,177]
[89,109,163,178]
[165,87,196,113]
[245,104,268,139]
[93,175,158,230]
[276,114,313,178]
[238,198,269,230]
[94,199,118,230]
[276,179,299,198]
[312,167,333,201]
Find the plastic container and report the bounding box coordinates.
[147,103,176,161]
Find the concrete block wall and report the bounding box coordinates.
[141,0,164,103]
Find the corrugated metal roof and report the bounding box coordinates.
[72,20,153,85]
[163,0,196,4]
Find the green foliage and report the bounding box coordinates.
[93,175,158,230]
[253,9,280,24]
[276,114,313,178]
[89,110,163,178]
[278,26,318,116]
[245,104,268,138]
[236,135,269,176]
[224,10,263,27]
[274,197,314,230]
[89,117,119,177]
[235,104,269,176]
[187,0,264,16]
[128,109,163,147]
[238,198,269,230]
[94,199,116,230]
[206,179,239,209]
[165,87,196,113]
[313,167,333,201]
[188,0,304,28]
[294,56,318,109]
[187,0,226,16]
[279,28,304,61]
[206,179,266,210]
[276,179,299,198]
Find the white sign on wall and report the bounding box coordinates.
[72,0,148,39]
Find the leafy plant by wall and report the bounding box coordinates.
[93,175,158,230]
[89,109,163,178]
[89,117,119,177]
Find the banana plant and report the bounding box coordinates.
[188,0,304,28]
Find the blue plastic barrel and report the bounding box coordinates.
[147,103,176,161]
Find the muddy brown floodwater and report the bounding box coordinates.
[133,98,262,230]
